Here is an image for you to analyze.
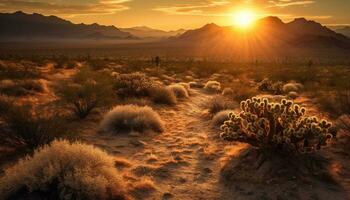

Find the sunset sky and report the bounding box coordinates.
[0,0,349,30]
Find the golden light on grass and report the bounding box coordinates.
[232,10,256,29]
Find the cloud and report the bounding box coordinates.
[152,0,232,16]
[267,0,314,8]
[0,0,131,16]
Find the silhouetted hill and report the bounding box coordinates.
[120,26,185,38]
[334,26,350,38]
[167,16,350,59]
[0,11,136,40]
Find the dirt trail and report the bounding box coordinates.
[81,89,244,199]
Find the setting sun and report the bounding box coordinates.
[233,10,256,29]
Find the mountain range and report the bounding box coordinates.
[120,26,185,39]
[0,11,349,59]
[0,11,135,40]
[334,27,350,38]
[166,17,350,59]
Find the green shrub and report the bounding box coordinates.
[0,140,128,200]
[100,105,164,134]
[220,97,334,153]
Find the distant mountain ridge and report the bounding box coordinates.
[334,26,350,38]
[167,17,350,59]
[120,26,186,38]
[0,11,135,40]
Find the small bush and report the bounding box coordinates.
[257,79,283,95]
[150,87,177,105]
[114,73,157,98]
[0,140,127,200]
[189,81,203,88]
[0,61,41,80]
[288,91,299,99]
[168,84,189,98]
[100,105,164,134]
[282,82,303,93]
[208,96,236,115]
[59,67,115,118]
[316,89,350,117]
[222,88,234,96]
[212,110,233,126]
[220,97,334,153]
[178,82,191,92]
[204,81,221,93]
[0,99,64,149]
[0,79,46,96]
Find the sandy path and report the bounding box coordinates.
[81,89,244,199]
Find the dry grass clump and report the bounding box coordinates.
[222,88,234,96]
[58,67,115,119]
[208,96,237,115]
[204,81,221,93]
[288,91,299,99]
[0,140,128,200]
[167,84,189,98]
[129,179,156,199]
[316,89,350,117]
[0,61,41,80]
[282,82,303,93]
[212,110,233,126]
[0,98,64,149]
[257,78,283,95]
[189,81,203,88]
[100,105,164,134]
[0,79,47,96]
[178,82,191,92]
[150,87,177,105]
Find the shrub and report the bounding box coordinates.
[100,105,164,134]
[168,84,189,98]
[59,67,115,118]
[0,61,41,80]
[0,79,46,96]
[257,79,283,95]
[222,88,234,96]
[288,91,299,100]
[316,89,350,117]
[114,73,156,98]
[150,87,177,105]
[282,82,303,93]
[0,99,64,149]
[204,81,221,92]
[0,140,127,200]
[178,82,191,92]
[208,96,236,115]
[220,97,334,153]
[212,110,233,126]
[231,84,258,103]
[189,81,203,88]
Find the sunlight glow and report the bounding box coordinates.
[233,10,256,29]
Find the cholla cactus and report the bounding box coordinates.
[220,97,334,153]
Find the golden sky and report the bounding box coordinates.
[0,0,349,30]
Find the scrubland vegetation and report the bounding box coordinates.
[0,55,349,199]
